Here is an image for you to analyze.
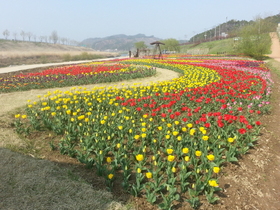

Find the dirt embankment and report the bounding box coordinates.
[0,39,118,67]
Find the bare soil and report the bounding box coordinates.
[0,34,280,210]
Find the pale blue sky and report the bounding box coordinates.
[0,0,279,42]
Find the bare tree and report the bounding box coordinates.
[51,30,58,44]
[20,30,26,41]
[33,34,37,42]
[3,29,10,39]
[48,36,52,43]
[26,32,33,41]
[60,37,67,45]
[39,35,48,43]
[71,40,79,46]
[39,36,44,42]
[13,32,17,40]
[66,38,71,45]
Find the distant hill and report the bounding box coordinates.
[79,34,161,51]
[190,13,280,43]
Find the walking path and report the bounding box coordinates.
[269,32,280,62]
[0,56,128,74]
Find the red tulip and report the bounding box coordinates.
[238,128,247,134]
[255,121,261,126]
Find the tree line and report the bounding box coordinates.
[235,16,279,60]
[2,29,78,46]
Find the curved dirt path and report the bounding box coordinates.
[0,56,127,74]
[0,68,180,114]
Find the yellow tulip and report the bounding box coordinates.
[146,172,152,179]
[167,155,175,162]
[166,148,174,154]
[182,127,187,132]
[190,128,196,135]
[207,154,215,161]
[108,174,114,180]
[202,135,209,141]
[184,156,190,161]
[106,157,112,163]
[187,123,193,128]
[136,154,144,161]
[77,115,85,120]
[182,148,189,154]
[213,167,220,173]
[199,127,205,132]
[172,131,179,136]
[208,180,219,187]
[228,137,234,143]
[195,151,202,157]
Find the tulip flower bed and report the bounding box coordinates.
[0,64,155,93]
[13,56,272,209]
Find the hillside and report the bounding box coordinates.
[0,39,95,53]
[181,38,237,55]
[0,39,117,67]
[79,34,161,51]
[190,13,280,43]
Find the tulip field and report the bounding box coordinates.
[0,63,155,93]
[9,55,272,209]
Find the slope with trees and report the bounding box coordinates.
[236,17,274,60]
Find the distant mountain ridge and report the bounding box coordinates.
[79,34,161,51]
